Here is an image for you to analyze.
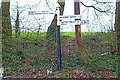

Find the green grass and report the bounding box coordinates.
[12,32,116,39]
[61,32,75,38]
[12,32,99,38]
[12,32,46,39]
[61,32,116,42]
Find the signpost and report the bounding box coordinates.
[56,6,62,71]
[57,0,65,71]
[59,19,89,25]
[60,15,80,20]
[28,9,62,71]
[80,20,89,25]
[28,11,89,25]
[59,15,89,25]
[28,4,89,71]
[28,11,56,15]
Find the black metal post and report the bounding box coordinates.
[57,25,62,70]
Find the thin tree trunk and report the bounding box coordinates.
[115,0,120,53]
[15,9,20,38]
[2,1,12,45]
[2,0,12,73]
[115,0,120,77]
[74,0,82,49]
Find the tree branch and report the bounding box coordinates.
[80,1,108,13]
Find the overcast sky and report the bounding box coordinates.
[0,0,116,32]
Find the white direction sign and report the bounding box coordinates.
[59,15,89,25]
[28,11,56,15]
[59,15,80,21]
[60,20,89,25]
[59,15,80,25]
[80,20,89,24]
[60,21,76,25]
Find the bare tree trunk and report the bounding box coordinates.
[58,0,65,15]
[115,0,120,77]
[74,0,82,49]
[2,0,12,74]
[115,0,120,53]
[2,1,12,46]
[15,7,20,38]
